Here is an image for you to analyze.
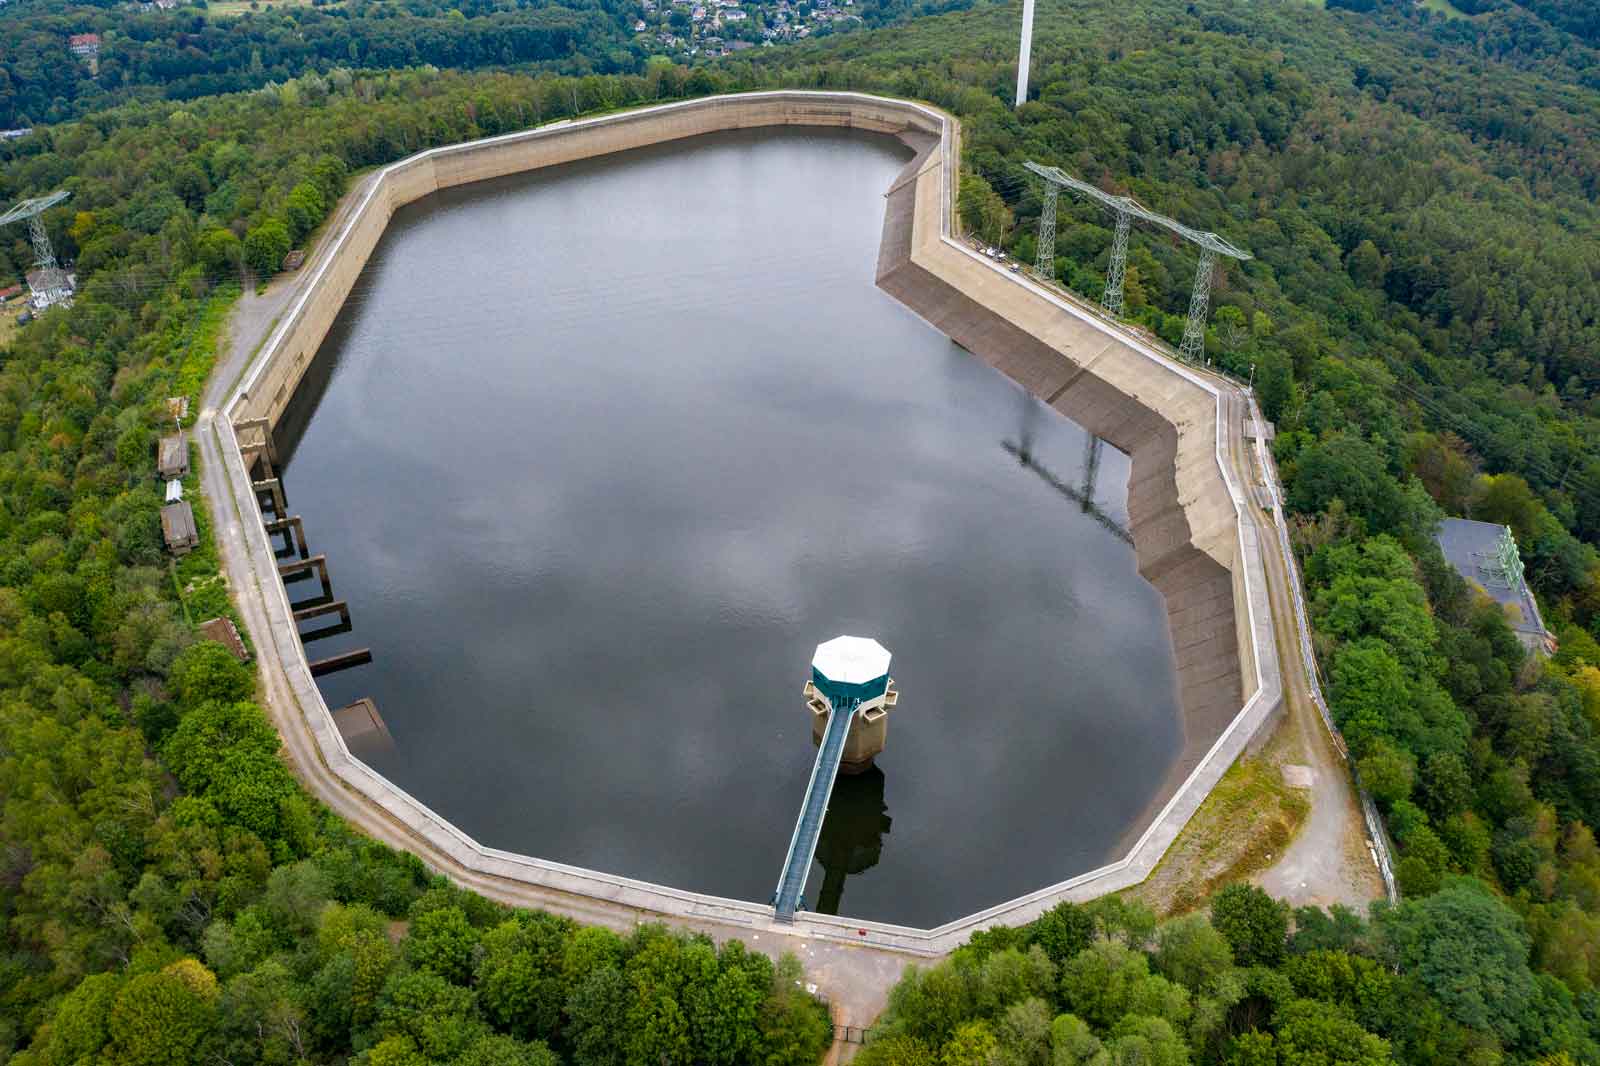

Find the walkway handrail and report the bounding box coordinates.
[773,699,859,919]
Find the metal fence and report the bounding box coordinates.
[835,1025,876,1045]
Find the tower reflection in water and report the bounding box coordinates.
[813,766,892,916]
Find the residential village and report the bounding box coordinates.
[634,0,863,58]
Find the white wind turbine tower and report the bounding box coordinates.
[1016,0,1035,107]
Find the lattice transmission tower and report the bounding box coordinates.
[1179,248,1218,363]
[1024,162,1250,363]
[1035,180,1057,276]
[0,190,73,309]
[1104,209,1131,317]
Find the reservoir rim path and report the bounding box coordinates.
[196,90,1300,1027]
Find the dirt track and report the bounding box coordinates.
[1252,542,1383,910]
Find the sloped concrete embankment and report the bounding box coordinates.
[877,135,1255,823]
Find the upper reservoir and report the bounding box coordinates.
[276,127,1182,927]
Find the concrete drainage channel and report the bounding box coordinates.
[199,92,1289,981]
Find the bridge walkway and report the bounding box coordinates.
[773,700,857,920]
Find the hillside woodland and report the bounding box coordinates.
[2,0,1600,1060]
[0,0,958,128]
[856,885,1596,1065]
[0,0,648,128]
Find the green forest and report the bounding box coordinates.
[0,0,645,128]
[2,0,1600,1060]
[0,0,950,129]
[856,884,1598,1064]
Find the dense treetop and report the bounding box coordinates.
[857,886,1597,1065]
[0,0,964,127]
[0,0,642,127]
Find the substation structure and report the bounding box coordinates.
[1027,161,1251,363]
[202,92,1285,958]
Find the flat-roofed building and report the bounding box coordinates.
[1436,517,1554,655]
[159,433,188,479]
[161,500,199,555]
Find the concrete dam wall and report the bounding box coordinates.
[875,132,1254,819]
[233,94,928,429]
[217,91,1282,951]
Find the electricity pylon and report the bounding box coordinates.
[1025,161,1250,362]
[0,190,73,307]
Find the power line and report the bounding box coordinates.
[1383,371,1600,522]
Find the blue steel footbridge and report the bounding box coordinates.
[772,636,894,922]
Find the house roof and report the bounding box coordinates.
[158,433,188,476]
[161,500,198,547]
[199,617,249,661]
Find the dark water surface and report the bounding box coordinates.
[277,128,1181,927]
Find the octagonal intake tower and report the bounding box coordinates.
[806,634,900,774]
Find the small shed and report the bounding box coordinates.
[161,500,199,555]
[164,479,183,503]
[198,617,249,662]
[282,249,306,271]
[158,433,188,479]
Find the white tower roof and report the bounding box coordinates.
[811,635,891,685]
